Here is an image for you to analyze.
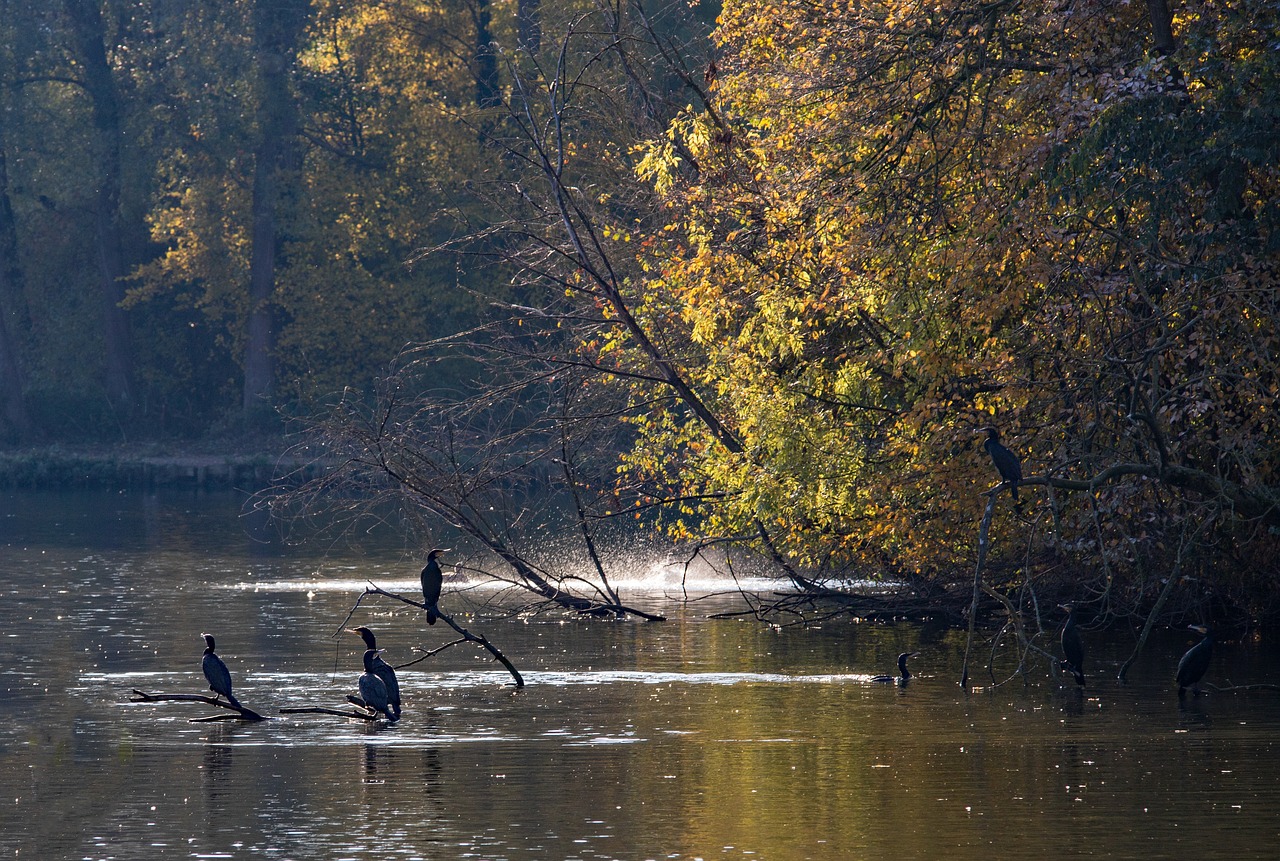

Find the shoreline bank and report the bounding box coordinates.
[0,444,324,491]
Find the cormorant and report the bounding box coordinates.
[347,626,401,719]
[871,652,919,684]
[977,427,1022,503]
[200,633,242,710]
[421,548,448,625]
[1059,604,1086,687]
[359,648,396,722]
[1176,624,1214,697]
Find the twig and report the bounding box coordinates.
[1205,682,1280,693]
[396,637,469,668]
[1117,514,1213,681]
[331,589,373,637]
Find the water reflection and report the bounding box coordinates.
[3,490,1280,860]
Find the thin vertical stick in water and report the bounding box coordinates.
[1117,514,1213,682]
[961,492,999,688]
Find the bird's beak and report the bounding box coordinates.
[909,652,921,658]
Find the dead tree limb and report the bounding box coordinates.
[129,689,267,721]
[351,582,525,687]
[396,637,470,669]
[1117,514,1214,682]
[981,582,1059,687]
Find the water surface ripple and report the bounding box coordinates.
[2,490,1279,860]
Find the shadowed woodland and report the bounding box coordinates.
[1,1,1278,641]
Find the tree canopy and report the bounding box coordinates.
[2,0,1278,623]
[616,0,1280,615]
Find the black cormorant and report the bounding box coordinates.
[359,648,396,722]
[1059,604,1086,687]
[871,652,919,684]
[200,633,242,710]
[421,548,448,625]
[348,626,401,719]
[1176,624,1214,697]
[977,427,1022,503]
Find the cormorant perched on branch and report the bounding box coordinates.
[871,652,919,685]
[1059,604,1086,687]
[200,633,242,710]
[359,649,396,722]
[977,427,1022,503]
[348,626,401,719]
[1176,625,1214,697]
[421,548,449,625]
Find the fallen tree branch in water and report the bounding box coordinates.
[128,689,267,721]
[280,705,382,721]
[341,582,526,688]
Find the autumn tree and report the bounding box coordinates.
[619,0,1280,620]
[275,0,729,615]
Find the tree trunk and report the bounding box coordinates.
[1146,0,1177,56]
[243,0,309,424]
[473,0,501,109]
[64,0,134,414]
[0,141,33,441]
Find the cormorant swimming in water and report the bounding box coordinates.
[359,648,396,722]
[200,633,242,710]
[977,427,1022,503]
[347,626,401,719]
[871,652,919,684]
[1059,604,1086,687]
[421,548,448,625]
[1176,624,1214,697]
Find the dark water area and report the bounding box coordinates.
[2,490,1279,860]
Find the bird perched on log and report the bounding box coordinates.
[347,626,400,719]
[1176,624,1214,698]
[359,648,396,722]
[421,548,449,625]
[977,426,1022,504]
[200,633,242,710]
[1059,604,1086,687]
[871,652,919,685]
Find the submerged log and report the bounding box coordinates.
[279,705,382,721]
[129,689,267,721]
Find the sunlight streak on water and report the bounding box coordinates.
[225,574,800,596]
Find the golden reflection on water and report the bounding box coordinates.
[3,491,1280,860]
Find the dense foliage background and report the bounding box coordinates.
[2,0,1277,621]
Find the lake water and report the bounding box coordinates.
[2,490,1279,860]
